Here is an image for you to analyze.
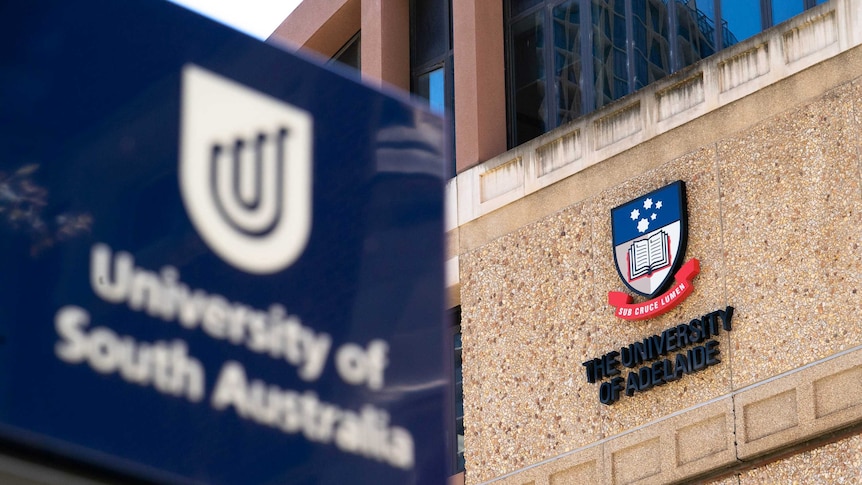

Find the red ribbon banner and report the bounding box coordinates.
[608,259,700,320]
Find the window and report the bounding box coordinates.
[633,0,671,87]
[510,8,549,144]
[591,0,630,109]
[675,0,715,69]
[553,1,584,125]
[505,0,825,147]
[410,0,455,174]
[415,67,446,114]
[771,1,804,26]
[719,0,762,43]
[330,32,360,71]
[450,307,465,475]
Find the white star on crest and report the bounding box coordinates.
[651,213,657,220]
[643,198,653,210]
[630,208,640,220]
[637,218,649,233]
[656,200,663,209]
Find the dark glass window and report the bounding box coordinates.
[632,0,671,90]
[412,0,450,66]
[591,0,629,109]
[453,320,464,473]
[553,0,583,125]
[505,0,824,148]
[411,0,454,174]
[415,67,446,114]
[772,1,805,25]
[675,1,715,68]
[720,0,762,44]
[512,0,545,16]
[330,32,360,70]
[511,11,547,145]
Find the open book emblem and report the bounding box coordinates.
[628,230,670,280]
[611,181,687,299]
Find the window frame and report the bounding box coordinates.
[410,0,456,175]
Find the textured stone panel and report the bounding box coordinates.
[743,390,799,443]
[611,438,661,485]
[657,73,705,121]
[537,131,582,178]
[480,157,523,202]
[676,414,727,466]
[549,460,598,485]
[595,102,642,149]
[717,80,862,389]
[460,201,604,483]
[666,397,739,482]
[783,10,837,64]
[814,364,862,418]
[718,43,769,92]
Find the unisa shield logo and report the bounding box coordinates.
[608,181,700,320]
[179,64,312,275]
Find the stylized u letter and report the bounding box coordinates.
[211,129,287,236]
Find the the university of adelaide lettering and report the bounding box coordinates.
[583,307,734,405]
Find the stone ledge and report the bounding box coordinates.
[478,344,862,485]
[736,345,862,460]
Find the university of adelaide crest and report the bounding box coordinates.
[608,181,700,320]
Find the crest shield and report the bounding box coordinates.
[611,181,687,299]
[180,64,313,274]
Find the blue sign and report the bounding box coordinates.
[0,1,449,484]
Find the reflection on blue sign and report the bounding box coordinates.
[0,1,449,484]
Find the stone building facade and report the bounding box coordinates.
[273,0,862,483]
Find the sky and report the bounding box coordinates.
[169,0,302,40]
